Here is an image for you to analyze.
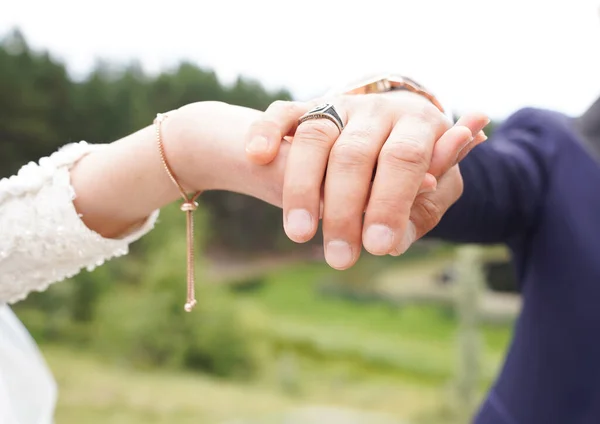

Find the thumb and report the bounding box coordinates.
[245,100,310,165]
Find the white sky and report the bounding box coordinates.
[2,0,599,119]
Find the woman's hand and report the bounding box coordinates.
[71,101,289,238]
[244,92,489,269]
[162,101,289,206]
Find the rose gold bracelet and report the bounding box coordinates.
[154,113,202,312]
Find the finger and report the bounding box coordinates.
[363,111,448,256]
[283,107,347,244]
[322,113,393,270]
[245,100,311,165]
[338,172,437,219]
[456,131,488,164]
[454,113,490,138]
[391,165,463,255]
[427,125,473,177]
[428,113,490,178]
[472,130,488,149]
[371,165,438,195]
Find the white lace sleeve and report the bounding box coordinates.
[0,141,159,304]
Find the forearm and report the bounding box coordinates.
[70,103,286,239]
[0,101,289,303]
[70,124,179,238]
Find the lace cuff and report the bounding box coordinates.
[0,141,159,304]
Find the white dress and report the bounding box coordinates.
[0,141,158,424]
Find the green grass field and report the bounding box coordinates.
[239,261,511,382]
[41,259,513,423]
[46,344,441,423]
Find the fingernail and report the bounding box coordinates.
[474,132,488,143]
[246,135,269,153]
[364,224,394,255]
[286,209,313,239]
[468,117,491,135]
[325,240,353,269]
[393,221,416,256]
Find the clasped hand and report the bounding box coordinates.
[244,91,489,270]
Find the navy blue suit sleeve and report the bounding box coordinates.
[428,108,555,244]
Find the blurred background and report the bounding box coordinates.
[1,1,599,423]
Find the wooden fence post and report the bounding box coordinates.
[454,245,484,421]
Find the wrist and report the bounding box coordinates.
[331,73,452,120]
[162,102,231,194]
[383,90,451,121]
[159,101,288,208]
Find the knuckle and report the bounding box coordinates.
[379,139,429,172]
[413,101,440,121]
[330,139,372,167]
[371,195,404,216]
[411,167,464,232]
[363,95,390,116]
[344,94,389,117]
[295,120,336,149]
[288,102,305,117]
[440,113,453,131]
[411,102,449,132]
[414,196,444,230]
[343,127,377,146]
[270,100,299,118]
[286,178,318,199]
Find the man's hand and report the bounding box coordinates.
[245,92,489,269]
